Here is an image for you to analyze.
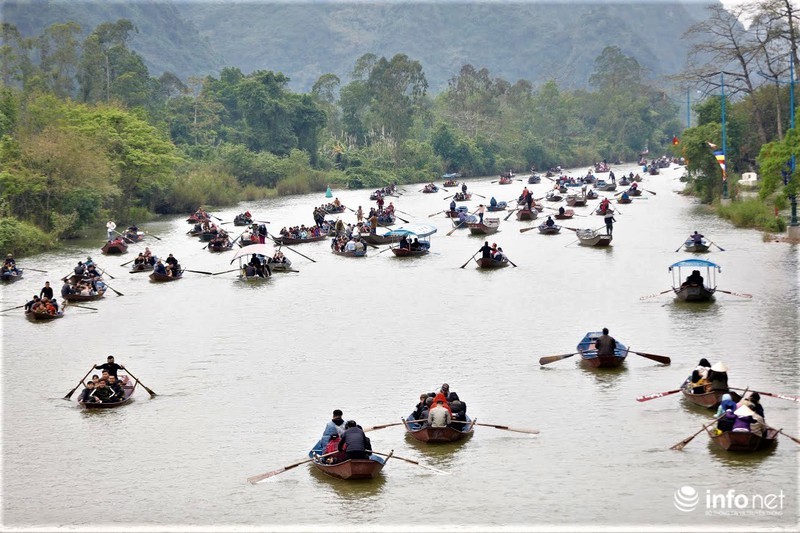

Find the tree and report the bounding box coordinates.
[38,22,81,98]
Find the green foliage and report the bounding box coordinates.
[164,165,240,213]
[0,217,54,256]
[716,198,786,233]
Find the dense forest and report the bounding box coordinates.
[0,0,798,254]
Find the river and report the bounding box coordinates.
[1,163,797,530]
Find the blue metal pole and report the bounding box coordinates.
[721,73,728,199]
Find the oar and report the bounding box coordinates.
[772,427,800,445]
[63,365,96,400]
[396,210,414,217]
[443,194,454,200]
[369,451,448,475]
[267,233,316,263]
[144,231,162,241]
[428,210,444,218]
[503,208,518,221]
[639,289,673,300]
[209,213,222,221]
[459,251,479,269]
[673,241,687,252]
[95,267,115,280]
[473,193,486,199]
[519,227,538,233]
[123,368,156,397]
[230,229,247,247]
[643,188,657,195]
[709,240,725,251]
[103,283,124,297]
[66,303,98,311]
[120,259,135,267]
[446,221,464,237]
[395,214,410,223]
[473,422,539,434]
[363,421,405,432]
[212,268,239,276]
[19,267,48,273]
[113,230,136,244]
[636,388,683,402]
[538,352,578,366]
[631,350,671,365]
[670,414,726,450]
[0,304,26,313]
[728,388,800,403]
[344,206,355,213]
[184,269,213,275]
[506,257,518,268]
[378,246,394,254]
[247,452,339,484]
[716,289,752,298]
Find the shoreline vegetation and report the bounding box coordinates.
[2,15,798,256]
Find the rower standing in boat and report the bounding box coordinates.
[106,220,116,241]
[595,328,617,356]
[479,241,492,259]
[604,210,616,236]
[558,206,566,216]
[357,206,364,223]
[449,199,457,212]
[95,356,125,378]
[477,204,486,223]
[461,183,468,194]
[39,281,53,300]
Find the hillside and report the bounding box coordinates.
[2,0,715,91]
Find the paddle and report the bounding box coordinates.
[506,257,518,268]
[639,289,673,300]
[363,421,405,432]
[443,194,454,200]
[473,422,539,435]
[209,213,222,221]
[394,214,410,223]
[538,352,578,366]
[396,210,414,217]
[144,232,162,241]
[63,365,96,400]
[673,241,687,252]
[428,210,445,218]
[643,188,657,195]
[728,388,800,403]
[19,267,48,273]
[184,269,213,275]
[636,388,683,402]
[247,452,339,484]
[123,367,156,397]
[519,227,538,233]
[716,289,752,299]
[503,208,518,221]
[459,251,479,269]
[212,268,239,276]
[378,246,394,254]
[670,414,726,450]
[103,283,124,297]
[369,450,448,475]
[113,230,136,244]
[772,427,800,446]
[631,350,671,365]
[95,267,115,280]
[120,259,135,267]
[66,303,99,311]
[230,229,248,247]
[709,240,725,251]
[446,221,464,237]
[0,304,27,313]
[473,193,486,199]
[267,233,317,263]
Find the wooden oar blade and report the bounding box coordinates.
[633,351,671,365]
[777,429,800,445]
[538,352,577,366]
[477,423,540,434]
[636,389,681,402]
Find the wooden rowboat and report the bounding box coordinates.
[149,271,183,282]
[681,388,737,409]
[683,239,711,253]
[673,284,715,302]
[207,241,234,252]
[617,197,632,204]
[308,445,391,480]
[442,179,459,188]
[487,202,508,212]
[709,428,779,452]
[64,288,106,302]
[545,191,563,202]
[273,234,327,245]
[403,414,474,443]
[498,177,514,185]
[467,218,500,235]
[452,192,472,202]
[391,247,428,257]
[566,195,587,207]
[475,256,509,269]
[129,263,152,273]
[576,229,612,247]
[80,380,136,409]
[538,223,561,234]
[516,208,538,221]
[527,174,541,184]
[554,210,575,220]
[1,269,24,283]
[25,309,64,321]
[101,241,128,255]
[332,248,367,257]
[576,331,628,368]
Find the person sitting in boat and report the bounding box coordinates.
[694,358,712,382]
[338,420,372,460]
[322,433,346,464]
[428,399,452,428]
[489,196,497,208]
[740,392,765,418]
[682,270,704,287]
[620,191,630,201]
[595,328,617,356]
[707,361,730,392]
[630,181,639,190]
[545,216,555,227]
[106,375,125,399]
[24,295,40,312]
[494,247,507,262]
[315,409,346,451]
[730,405,758,433]
[449,399,468,431]
[344,238,357,253]
[558,206,566,216]
[489,243,498,257]
[398,236,410,250]
[412,393,429,421]
[154,260,167,276]
[92,379,116,403]
[690,231,704,245]
[78,381,100,404]
[688,370,707,394]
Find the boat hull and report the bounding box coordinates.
[475,257,508,269]
[64,289,106,302]
[311,454,390,480]
[710,429,778,452]
[403,415,474,443]
[149,272,182,282]
[576,331,628,368]
[576,230,612,247]
[538,224,561,234]
[26,310,64,321]
[467,219,500,235]
[681,389,734,409]
[273,235,327,245]
[80,383,136,409]
[101,242,128,255]
[390,247,429,257]
[516,209,537,221]
[673,285,715,302]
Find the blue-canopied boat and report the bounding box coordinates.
[386,224,437,257]
[669,259,720,302]
[576,331,629,368]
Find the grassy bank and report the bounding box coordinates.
[714,198,786,233]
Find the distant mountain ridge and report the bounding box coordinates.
[3,0,716,91]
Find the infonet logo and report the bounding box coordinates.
[674,486,699,512]
[674,486,786,516]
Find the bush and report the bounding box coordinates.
[716,198,787,232]
[165,167,241,213]
[0,217,54,257]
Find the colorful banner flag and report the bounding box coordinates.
[713,150,727,180]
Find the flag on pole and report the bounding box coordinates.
[706,142,727,180]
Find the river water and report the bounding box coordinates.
[1,163,798,531]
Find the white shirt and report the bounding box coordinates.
[345,240,356,252]
[428,405,451,427]
[106,221,116,231]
